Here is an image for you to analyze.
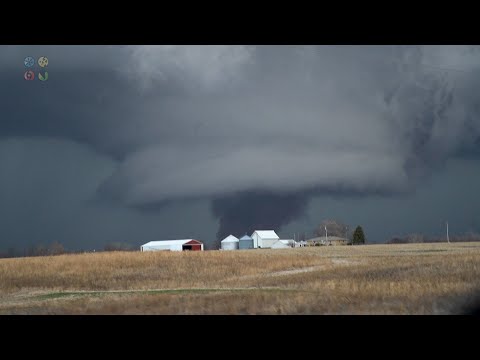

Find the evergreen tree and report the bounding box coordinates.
[352,226,366,245]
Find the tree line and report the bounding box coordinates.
[0,241,137,258]
[386,231,480,244]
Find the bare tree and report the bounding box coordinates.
[48,242,65,255]
[314,219,348,238]
[34,244,48,257]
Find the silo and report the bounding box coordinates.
[221,235,239,250]
[239,234,254,249]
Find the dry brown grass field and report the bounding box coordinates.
[1,242,479,314]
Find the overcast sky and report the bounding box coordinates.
[1,45,480,250]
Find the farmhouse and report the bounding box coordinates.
[251,230,280,248]
[221,235,239,250]
[140,239,204,252]
[306,236,349,246]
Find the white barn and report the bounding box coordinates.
[221,235,239,250]
[140,239,204,252]
[251,230,280,249]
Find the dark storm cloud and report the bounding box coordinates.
[1,45,480,247]
[102,46,479,200]
[0,137,217,250]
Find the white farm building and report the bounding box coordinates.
[221,235,239,250]
[251,230,280,249]
[140,239,204,252]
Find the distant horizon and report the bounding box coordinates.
[2,227,479,254]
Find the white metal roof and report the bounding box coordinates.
[221,235,239,243]
[252,230,279,239]
[142,239,198,247]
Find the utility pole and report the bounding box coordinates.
[446,221,450,244]
[325,225,328,245]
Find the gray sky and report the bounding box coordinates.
[1,45,479,250]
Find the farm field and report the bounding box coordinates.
[1,242,479,314]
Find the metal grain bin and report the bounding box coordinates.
[221,235,239,250]
[239,234,254,249]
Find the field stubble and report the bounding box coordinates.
[0,242,479,314]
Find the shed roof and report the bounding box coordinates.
[239,235,253,241]
[252,230,279,239]
[221,235,239,243]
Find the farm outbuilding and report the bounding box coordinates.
[221,235,239,250]
[270,240,290,249]
[279,239,296,248]
[140,239,204,252]
[239,234,254,249]
[251,230,280,248]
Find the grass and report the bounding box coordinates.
[0,242,479,314]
